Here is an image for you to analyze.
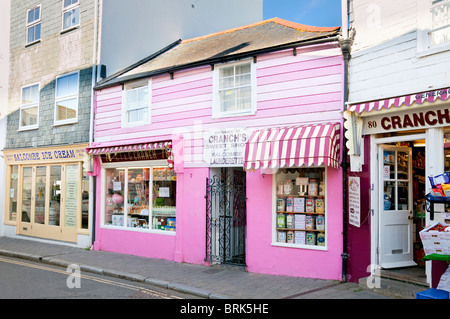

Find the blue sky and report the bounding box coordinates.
[263,0,342,27]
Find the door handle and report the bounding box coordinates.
[408,215,413,220]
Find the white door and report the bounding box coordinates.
[378,145,416,269]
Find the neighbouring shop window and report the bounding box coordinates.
[26,5,41,45]
[62,0,80,31]
[81,170,89,229]
[275,167,326,248]
[50,166,62,226]
[104,165,176,232]
[122,80,151,127]
[21,167,32,223]
[35,166,47,224]
[7,166,19,222]
[20,84,39,130]
[55,72,79,125]
[16,163,87,230]
[213,59,256,118]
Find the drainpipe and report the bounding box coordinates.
[89,0,100,247]
[340,0,352,283]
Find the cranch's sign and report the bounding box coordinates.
[362,104,450,135]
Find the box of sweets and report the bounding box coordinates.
[277,231,286,243]
[294,214,306,229]
[286,214,295,229]
[293,197,305,212]
[305,198,315,213]
[294,231,306,245]
[286,197,294,212]
[315,197,324,213]
[277,213,286,228]
[287,230,294,243]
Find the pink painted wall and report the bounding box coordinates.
[93,43,344,168]
[246,167,343,280]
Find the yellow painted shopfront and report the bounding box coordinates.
[3,144,90,243]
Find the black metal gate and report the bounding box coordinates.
[205,168,246,266]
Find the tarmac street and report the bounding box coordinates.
[0,237,392,300]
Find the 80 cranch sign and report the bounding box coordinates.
[362,105,450,135]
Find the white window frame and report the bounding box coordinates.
[212,59,257,119]
[100,160,176,235]
[26,4,42,45]
[61,0,80,32]
[271,167,328,251]
[54,71,79,126]
[417,0,450,57]
[19,83,40,131]
[121,79,152,128]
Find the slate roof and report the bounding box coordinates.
[95,18,340,89]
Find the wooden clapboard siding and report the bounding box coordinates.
[349,0,450,103]
[94,43,344,166]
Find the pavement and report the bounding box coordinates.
[0,236,398,299]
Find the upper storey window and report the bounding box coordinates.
[212,59,257,118]
[418,0,450,55]
[430,0,450,45]
[122,80,151,128]
[26,5,41,45]
[62,0,80,31]
[55,71,79,125]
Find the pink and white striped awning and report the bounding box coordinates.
[86,141,172,155]
[86,141,173,167]
[347,87,450,114]
[244,123,340,170]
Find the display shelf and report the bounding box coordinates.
[277,211,325,215]
[425,193,450,221]
[277,228,324,232]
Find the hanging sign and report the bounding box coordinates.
[348,176,361,228]
[203,128,249,167]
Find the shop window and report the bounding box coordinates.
[55,72,79,125]
[26,5,41,45]
[122,80,151,127]
[212,59,257,118]
[275,167,326,248]
[62,0,80,31]
[104,165,176,232]
[7,166,19,222]
[19,84,39,130]
[50,166,62,226]
[35,166,47,224]
[21,167,32,222]
[81,170,89,229]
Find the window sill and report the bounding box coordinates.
[212,110,256,119]
[25,40,41,48]
[417,42,450,58]
[60,25,80,35]
[271,242,327,251]
[18,126,39,132]
[101,224,176,235]
[53,120,78,127]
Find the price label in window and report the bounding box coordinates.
[113,182,122,191]
[159,187,170,198]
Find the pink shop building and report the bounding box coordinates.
[88,18,347,280]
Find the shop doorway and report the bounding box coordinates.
[205,167,247,266]
[374,136,427,284]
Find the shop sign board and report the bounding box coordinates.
[362,104,450,135]
[348,176,361,228]
[3,144,88,165]
[203,128,249,167]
